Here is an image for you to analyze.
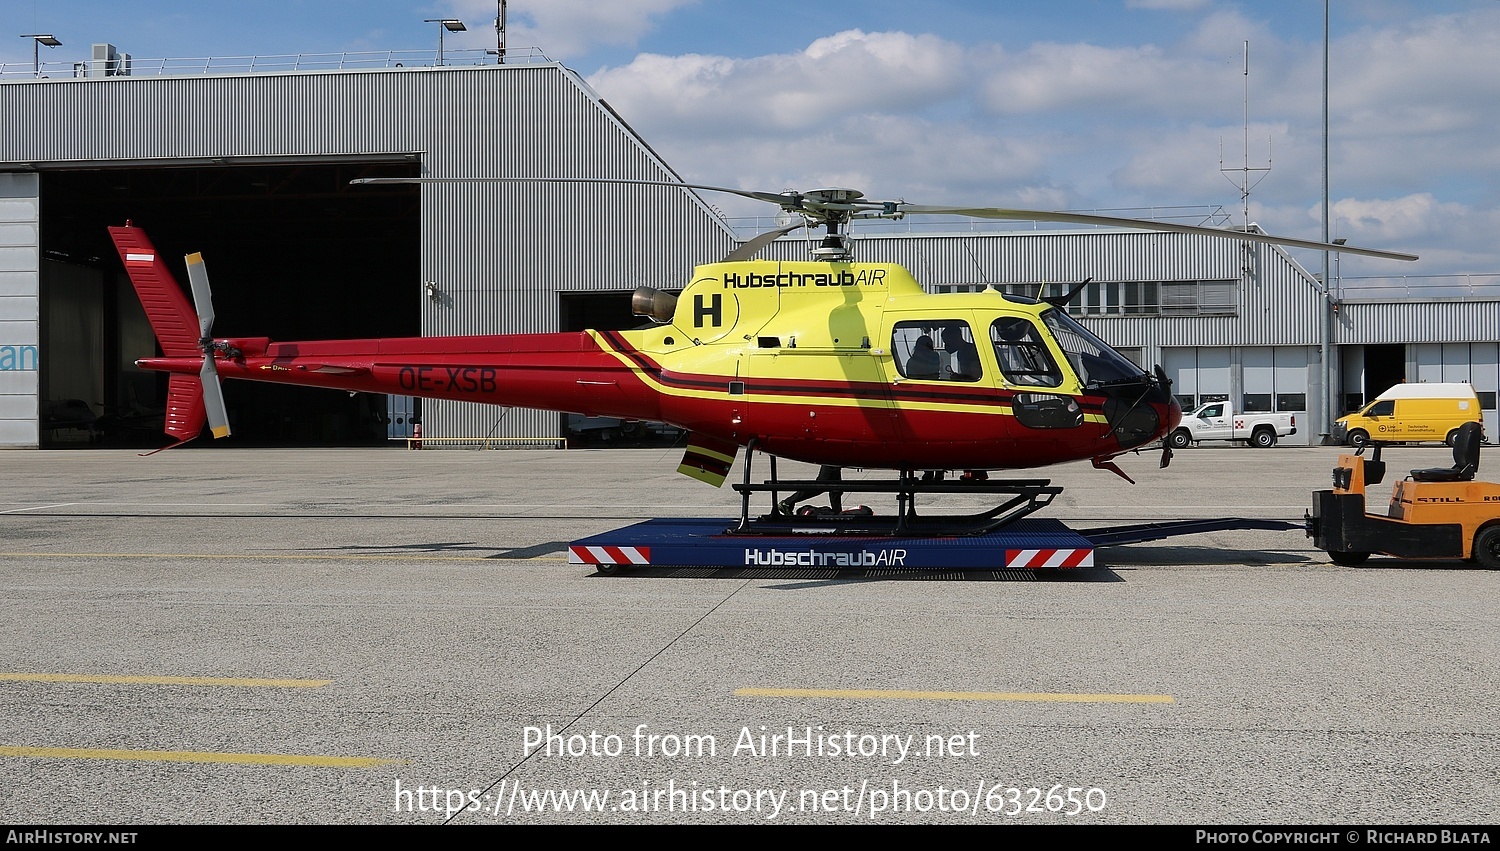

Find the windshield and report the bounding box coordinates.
[1040,309,1148,387]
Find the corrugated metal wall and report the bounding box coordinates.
[0,173,38,445]
[1337,300,1500,345]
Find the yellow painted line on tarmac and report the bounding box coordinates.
[0,745,399,768]
[0,551,504,563]
[736,687,1175,704]
[0,672,330,688]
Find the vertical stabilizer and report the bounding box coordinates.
[163,374,207,443]
[107,224,201,357]
[108,224,212,444]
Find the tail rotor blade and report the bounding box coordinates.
[184,252,215,338]
[185,252,230,439]
[198,349,231,439]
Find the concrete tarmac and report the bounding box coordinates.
[0,444,1496,825]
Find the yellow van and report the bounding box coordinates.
[1334,382,1483,448]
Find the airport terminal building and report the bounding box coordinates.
[2,49,1496,448]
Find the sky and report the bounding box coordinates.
[5,0,1500,288]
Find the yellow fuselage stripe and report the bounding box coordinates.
[736,687,1174,703]
[589,331,1104,419]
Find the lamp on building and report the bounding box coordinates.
[1332,237,1347,305]
[424,18,466,66]
[20,34,62,78]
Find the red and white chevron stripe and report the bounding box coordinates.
[568,545,652,565]
[1005,548,1093,568]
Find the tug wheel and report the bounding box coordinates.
[1328,550,1370,567]
[1473,525,1500,570]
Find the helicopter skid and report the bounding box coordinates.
[729,461,1064,537]
[730,478,1062,536]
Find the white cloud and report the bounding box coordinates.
[1328,194,1464,243]
[589,30,968,132]
[979,42,1190,115]
[579,7,1500,276]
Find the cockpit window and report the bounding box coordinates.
[1040,308,1148,388]
[989,317,1063,387]
[891,320,983,382]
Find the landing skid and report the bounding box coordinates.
[728,447,1062,537]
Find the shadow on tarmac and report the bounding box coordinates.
[589,565,1125,583]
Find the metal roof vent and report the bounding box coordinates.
[88,43,131,77]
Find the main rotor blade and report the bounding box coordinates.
[898,204,1418,262]
[352,176,800,208]
[722,222,804,262]
[184,252,216,337]
[352,176,1417,261]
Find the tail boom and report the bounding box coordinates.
[135,332,665,422]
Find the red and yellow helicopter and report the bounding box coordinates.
[109,179,1415,535]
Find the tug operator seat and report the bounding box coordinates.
[1408,421,1483,483]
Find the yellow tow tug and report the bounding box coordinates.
[1307,421,1500,568]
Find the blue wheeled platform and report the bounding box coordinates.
[568,517,1096,570]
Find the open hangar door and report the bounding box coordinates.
[38,160,418,448]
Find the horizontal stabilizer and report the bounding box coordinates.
[677,434,740,487]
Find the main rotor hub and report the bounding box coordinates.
[801,188,865,205]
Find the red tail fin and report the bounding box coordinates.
[107,224,201,357]
[163,374,207,443]
[109,224,208,444]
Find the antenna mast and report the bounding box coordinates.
[1220,41,1272,227]
[495,0,507,64]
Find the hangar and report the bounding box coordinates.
[1,48,1495,449]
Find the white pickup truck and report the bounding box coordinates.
[1165,401,1297,448]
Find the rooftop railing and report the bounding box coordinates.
[0,46,550,80]
[1338,274,1500,301]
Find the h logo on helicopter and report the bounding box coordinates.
[693,293,722,328]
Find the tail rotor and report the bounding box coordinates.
[183,252,232,439]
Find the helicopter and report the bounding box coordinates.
[108,179,1416,535]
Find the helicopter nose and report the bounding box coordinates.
[1150,364,1182,436]
[1163,392,1183,433]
